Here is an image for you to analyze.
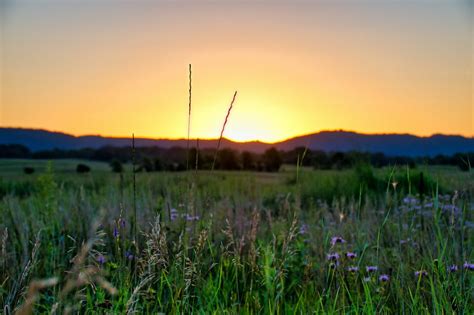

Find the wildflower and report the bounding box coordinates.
[392,181,398,190]
[170,208,179,221]
[331,236,346,246]
[366,266,378,273]
[185,214,200,221]
[400,239,410,245]
[97,255,106,265]
[442,205,460,214]
[299,224,309,235]
[125,251,134,261]
[379,274,390,282]
[463,262,474,271]
[113,227,119,238]
[118,218,126,228]
[346,252,357,259]
[327,253,340,261]
[347,266,359,273]
[414,270,428,277]
[403,196,418,205]
[448,265,458,272]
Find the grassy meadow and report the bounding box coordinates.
[0,159,473,314]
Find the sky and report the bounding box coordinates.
[0,0,473,142]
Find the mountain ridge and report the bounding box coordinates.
[1,127,473,157]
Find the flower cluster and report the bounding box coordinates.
[170,208,200,222]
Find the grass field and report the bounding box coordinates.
[1,159,472,313]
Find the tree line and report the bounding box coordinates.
[0,144,471,172]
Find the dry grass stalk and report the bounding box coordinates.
[186,64,192,171]
[141,216,169,274]
[15,277,59,315]
[8,231,42,314]
[2,227,8,273]
[125,275,154,315]
[248,208,261,270]
[276,215,298,280]
[211,91,238,171]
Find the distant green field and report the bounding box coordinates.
[0,159,112,175]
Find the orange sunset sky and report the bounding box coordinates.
[0,0,473,142]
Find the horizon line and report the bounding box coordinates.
[2,126,473,144]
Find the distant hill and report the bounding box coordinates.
[1,128,473,157]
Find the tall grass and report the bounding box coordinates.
[0,167,472,313]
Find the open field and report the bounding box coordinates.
[0,159,473,313]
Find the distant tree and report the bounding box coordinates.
[284,147,312,166]
[370,152,388,168]
[218,149,241,170]
[454,153,471,172]
[241,151,256,170]
[76,164,91,173]
[263,147,282,172]
[0,144,30,158]
[312,150,330,169]
[141,157,154,172]
[23,167,35,175]
[153,157,164,171]
[110,159,123,173]
[329,152,352,170]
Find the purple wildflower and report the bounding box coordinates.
[119,218,126,228]
[97,254,106,265]
[463,262,474,271]
[379,274,390,282]
[403,196,418,205]
[366,266,378,273]
[400,239,410,245]
[170,208,179,221]
[185,214,200,222]
[346,252,357,259]
[299,224,309,235]
[125,251,134,261]
[113,227,119,238]
[327,253,340,261]
[347,266,359,273]
[331,236,346,246]
[448,265,458,272]
[414,270,428,277]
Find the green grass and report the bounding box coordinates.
[0,160,472,314]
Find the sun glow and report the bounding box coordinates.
[2,1,472,140]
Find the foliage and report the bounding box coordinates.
[76,163,91,173]
[0,164,472,314]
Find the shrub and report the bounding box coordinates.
[110,159,123,173]
[23,167,35,175]
[76,164,91,173]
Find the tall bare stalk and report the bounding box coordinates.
[132,133,137,243]
[186,64,192,171]
[211,91,237,171]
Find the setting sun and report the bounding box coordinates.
[1,1,472,141]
